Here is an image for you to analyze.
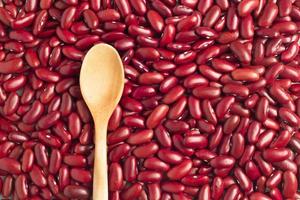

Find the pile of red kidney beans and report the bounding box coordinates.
[0,0,300,199]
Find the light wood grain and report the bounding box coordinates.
[80,44,124,200]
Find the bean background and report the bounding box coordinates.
[0,0,300,199]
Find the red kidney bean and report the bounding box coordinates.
[258,2,278,27]
[167,159,192,180]
[249,193,272,200]
[15,174,28,199]
[21,148,34,172]
[234,167,252,192]
[123,156,137,182]
[108,162,123,191]
[121,183,142,200]
[266,170,282,189]
[64,185,90,199]
[133,142,159,158]
[238,0,259,17]
[29,164,47,187]
[283,171,297,198]
[0,58,23,74]
[161,181,185,193]
[34,143,48,167]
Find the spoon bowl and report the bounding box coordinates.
[80,44,124,200]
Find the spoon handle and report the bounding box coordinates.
[93,122,108,200]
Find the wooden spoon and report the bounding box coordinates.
[80,44,124,200]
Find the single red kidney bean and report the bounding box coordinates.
[38,131,61,148]
[226,5,239,31]
[15,174,28,199]
[192,86,220,99]
[147,10,164,33]
[273,159,297,174]
[223,184,240,200]
[138,171,162,182]
[279,107,300,127]
[168,96,187,120]
[195,149,217,161]
[183,74,208,89]
[29,164,47,187]
[202,5,221,28]
[60,6,76,29]
[197,184,210,200]
[146,104,169,128]
[240,15,254,39]
[47,175,59,195]
[3,92,19,116]
[281,41,299,62]
[133,142,159,158]
[107,127,130,145]
[123,115,145,128]
[211,58,236,73]
[161,181,185,193]
[2,176,13,197]
[109,162,123,191]
[181,175,209,187]
[121,183,142,200]
[127,129,153,145]
[82,9,98,29]
[25,48,40,68]
[210,155,235,169]
[254,152,273,177]
[256,130,276,150]
[115,0,131,17]
[3,74,27,92]
[21,148,34,172]
[108,105,122,131]
[0,157,21,174]
[49,149,62,174]
[269,188,283,200]
[162,85,185,104]
[37,111,61,129]
[283,171,298,198]
[64,185,90,199]
[154,125,172,147]
[123,156,137,181]
[258,2,278,27]
[165,120,190,133]
[249,193,272,200]
[68,112,81,138]
[255,97,269,122]
[231,68,260,82]
[183,134,208,149]
[230,133,245,159]
[234,167,252,192]
[278,0,292,17]
[158,149,183,164]
[272,21,298,34]
[34,143,48,167]
[0,58,23,74]
[148,183,161,200]
[129,0,146,16]
[239,145,255,168]
[63,154,86,167]
[237,0,259,17]
[98,9,120,22]
[167,159,192,180]
[144,157,170,172]
[196,46,221,65]
[266,170,282,189]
